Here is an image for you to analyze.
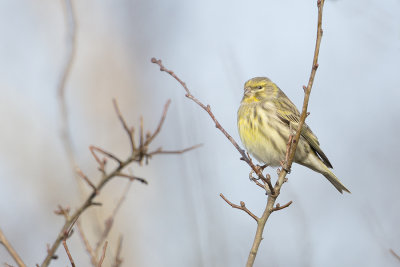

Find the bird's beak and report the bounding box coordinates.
[244,87,251,96]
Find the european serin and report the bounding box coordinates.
[237,77,350,193]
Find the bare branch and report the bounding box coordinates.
[62,240,76,267]
[390,249,400,262]
[54,205,70,220]
[249,178,265,190]
[113,236,123,267]
[97,241,108,267]
[57,0,86,198]
[220,194,258,222]
[90,146,122,167]
[58,0,77,157]
[139,116,144,150]
[285,0,325,172]
[148,144,202,156]
[144,100,171,146]
[113,99,136,153]
[94,169,135,259]
[76,221,98,266]
[271,201,293,212]
[89,145,106,172]
[41,96,198,266]
[0,228,27,267]
[115,172,148,184]
[76,167,97,194]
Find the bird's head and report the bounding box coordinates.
[242,77,279,103]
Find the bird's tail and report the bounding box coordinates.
[323,168,351,194]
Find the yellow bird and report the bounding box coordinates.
[237,77,350,193]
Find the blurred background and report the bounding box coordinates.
[0,0,399,266]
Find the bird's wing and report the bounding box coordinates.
[272,92,333,168]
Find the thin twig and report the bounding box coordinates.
[62,240,76,267]
[76,167,97,194]
[58,0,77,152]
[390,249,400,262]
[113,236,123,267]
[97,241,108,267]
[139,116,144,150]
[113,99,136,153]
[220,194,258,222]
[90,146,122,166]
[148,144,202,156]
[76,221,98,266]
[115,172,148,184]
[0,228,27,267]
[144,100,171,146]
[94,181,132,256]
[271,201,293,212]
[151,58,274,194]
[250,178,265,190]
[54,205,70,217]
[57,0,86,195]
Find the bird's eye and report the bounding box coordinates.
[257,86,262,89]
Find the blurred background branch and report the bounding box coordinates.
[0,228,26,267]
[390,249,400,262]
[58,0,78,181]
[41,99,198,266]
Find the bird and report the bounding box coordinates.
[237,77,350,193]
